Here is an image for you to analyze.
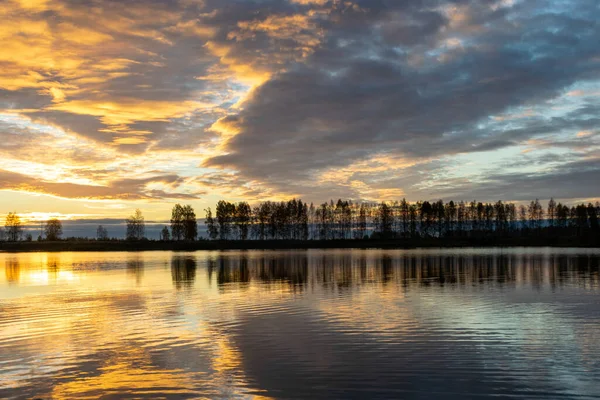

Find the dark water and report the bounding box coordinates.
[1,248,599,399]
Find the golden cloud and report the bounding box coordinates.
[0,169,199,200]
[48,99,211,128]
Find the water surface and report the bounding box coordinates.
[1,248,599,399]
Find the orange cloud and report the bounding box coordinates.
[0,169,199,200]
[577,130,594,138]
[12,0,51,10]
[48,99,211,129]
[204,41,272,86]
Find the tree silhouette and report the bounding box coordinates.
[375,202,394,238]
[518,204,527,230]
[96,225,108,240]
[170,204,185,241]
[204,207,218,240]
[44,218,63,241]
[169,204,198,241]
[547,198,557,228]
[235,202,251,240]
[494,201,506,235]
[434,200,445,238]
[5,212,22,242]
[356,203,368,239]
[445,200,456,237]
[161,226,171,241]
[420,201,433,237]
[188,197,599,244]
[126,209,145,240]
[587,203,599,233]
[182,205,197,240]
[317,202,331,240]
[556,203,568,228]
[300,201,309,240]
[216,200,236,240]
[252,203,269,240]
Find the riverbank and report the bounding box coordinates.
[0,236,599,252]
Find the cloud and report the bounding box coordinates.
[204,0,600,201]
[427,158,600,202]
[0,169,201,200]
[0,0,231,148]
[0,0,599,209]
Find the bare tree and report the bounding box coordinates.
[126,209,145,240]
[547,198,557,228]
[97,225,109,240]
[204,207,218,240]
[160,226,171,241]
[44,218,63,241]
[5,212,22,242]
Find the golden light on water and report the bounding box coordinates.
[1,249,599,398]
[51,347,196,399]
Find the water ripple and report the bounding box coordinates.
[0,248,599,399]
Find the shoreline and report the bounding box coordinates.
[0,237,599,252]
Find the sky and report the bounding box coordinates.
[1,0,599,223]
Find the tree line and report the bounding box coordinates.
[107,204,199,241]
[1,198,598,242]
[203,198,600,241]
[1,212,63,242]
[0,204,198,242]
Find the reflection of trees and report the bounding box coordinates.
[555,255,600,290]
[43,254,61,282]
[217,254,250,286]
[171,256,197,289]
[47,254,60,275]
[384,254,600,289]
[207,251,600,292]
[381,255,393,283]
[126,255,144,284]
[212,253,309,291]
[5,257,20,284]
[257,255,308,287]
[314,254,355,290]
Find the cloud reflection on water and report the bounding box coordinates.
[0,249,598,399]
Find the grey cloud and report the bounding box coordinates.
[0,118,114,164]
[413,158,600,202]
[26,111,107,143]
[204,0,600,199]
[0,87,52,111]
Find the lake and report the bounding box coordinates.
[1,248,599,399]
